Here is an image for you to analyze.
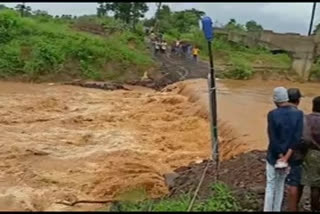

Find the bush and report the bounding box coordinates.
[227,56,254,80]
[0,10,23,44]
[198,182,241,211]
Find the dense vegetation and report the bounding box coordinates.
[0,6,153,82]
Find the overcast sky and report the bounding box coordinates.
[3,2,319,35]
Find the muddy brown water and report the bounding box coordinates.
[0,79,319,211]
[218,79,318,150]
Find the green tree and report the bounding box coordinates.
[33,9,50,17]
[143,17,155,28]
[313,23,320,35]
[153,2,162,32]
[15,3,32,17]
[172,9,204,33]
[97,2,107,17]
[0,4,8,10]
[184,8,205,20]
[61,14,72,20]
[144,4,205,37]
[228,18,236,25]
[103,2,148,30]
[225,18,245,32]
[131,3,148,31]
[156,5,173,33]
[245,20,263,32]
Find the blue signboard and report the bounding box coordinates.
[201,16,213,41]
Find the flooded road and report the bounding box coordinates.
[0,79,319,211]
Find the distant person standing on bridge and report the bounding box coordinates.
[264,87,304,212]
[192,46,200,62]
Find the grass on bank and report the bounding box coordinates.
[105,182,243,212]
[0,10,154,82]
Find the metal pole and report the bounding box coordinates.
[308,2,317,36]
[207,40,219,180]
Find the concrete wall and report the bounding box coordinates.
[291,54,313,80]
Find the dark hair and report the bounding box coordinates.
[313,96,320,113]
[288,88,302,104]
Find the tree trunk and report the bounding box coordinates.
[154,2,162,33]
[21,2,26,17]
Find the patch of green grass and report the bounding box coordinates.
[109,182,242,212]
[198,182,242,211]
[226,55,254,80]
[0,9,154,81]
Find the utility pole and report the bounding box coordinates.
[308,2,317,36]
[201,16,219,181]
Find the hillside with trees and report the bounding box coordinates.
[0,3,153,82]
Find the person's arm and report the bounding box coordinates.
[291,111,304,150]
[278,149,293,163]
[302,115,313,146]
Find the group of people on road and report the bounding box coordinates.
[171,40,200,62]
[149,31,167,55]
[149,32,200,62]
[265,87,320,212]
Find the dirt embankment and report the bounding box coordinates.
[169,150,266,210]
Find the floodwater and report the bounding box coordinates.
[0,79,319,211]
[0,81,212,211]
[219,79,318,150]
[171,78,319,151]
